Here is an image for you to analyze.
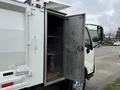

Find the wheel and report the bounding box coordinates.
[72,79,86,90]
[68,74,86,90]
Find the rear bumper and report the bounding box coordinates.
[0,75,28,90]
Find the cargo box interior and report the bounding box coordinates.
[46,12,64,82]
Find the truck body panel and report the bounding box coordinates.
[85,47,94,74]
[27,7,44,87]
[0,7,26,72]
[0,0,44,89]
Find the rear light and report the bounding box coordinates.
[2,82,14,88]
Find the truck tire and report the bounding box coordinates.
[68,74,86,90]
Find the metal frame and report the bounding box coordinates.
[44,10,86,85]
[44,9,65,86]
[44,7,48,86]
[47,9,66,17]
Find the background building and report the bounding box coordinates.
[116,27,120,40]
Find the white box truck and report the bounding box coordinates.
[0,0,103,90]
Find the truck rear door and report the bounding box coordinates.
[64,14,85,82]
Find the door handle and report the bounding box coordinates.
[34,36,37,53]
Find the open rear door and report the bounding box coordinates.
[64,14,85,82]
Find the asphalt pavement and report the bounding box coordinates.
[86,46,120,90]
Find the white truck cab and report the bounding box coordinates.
[85,24,104,79]
[0,0,103,90]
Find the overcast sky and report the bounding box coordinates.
[18,0,120,34]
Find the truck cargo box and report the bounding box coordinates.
[0,0,85,89]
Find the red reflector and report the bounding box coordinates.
[2,82,14,88]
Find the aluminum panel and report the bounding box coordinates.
[64,14,85,82]
[0,8,26,72]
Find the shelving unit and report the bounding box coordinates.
[48,35,57,38]
[46,13,64,82]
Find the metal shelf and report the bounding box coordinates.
[48,35,57,38]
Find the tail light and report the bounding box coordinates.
[1,82,14,88]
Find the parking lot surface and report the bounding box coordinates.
[86,46,120,90]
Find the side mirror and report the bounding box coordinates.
[85,42,93,50]
[86,24,104,48]
[97,26,104,43]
